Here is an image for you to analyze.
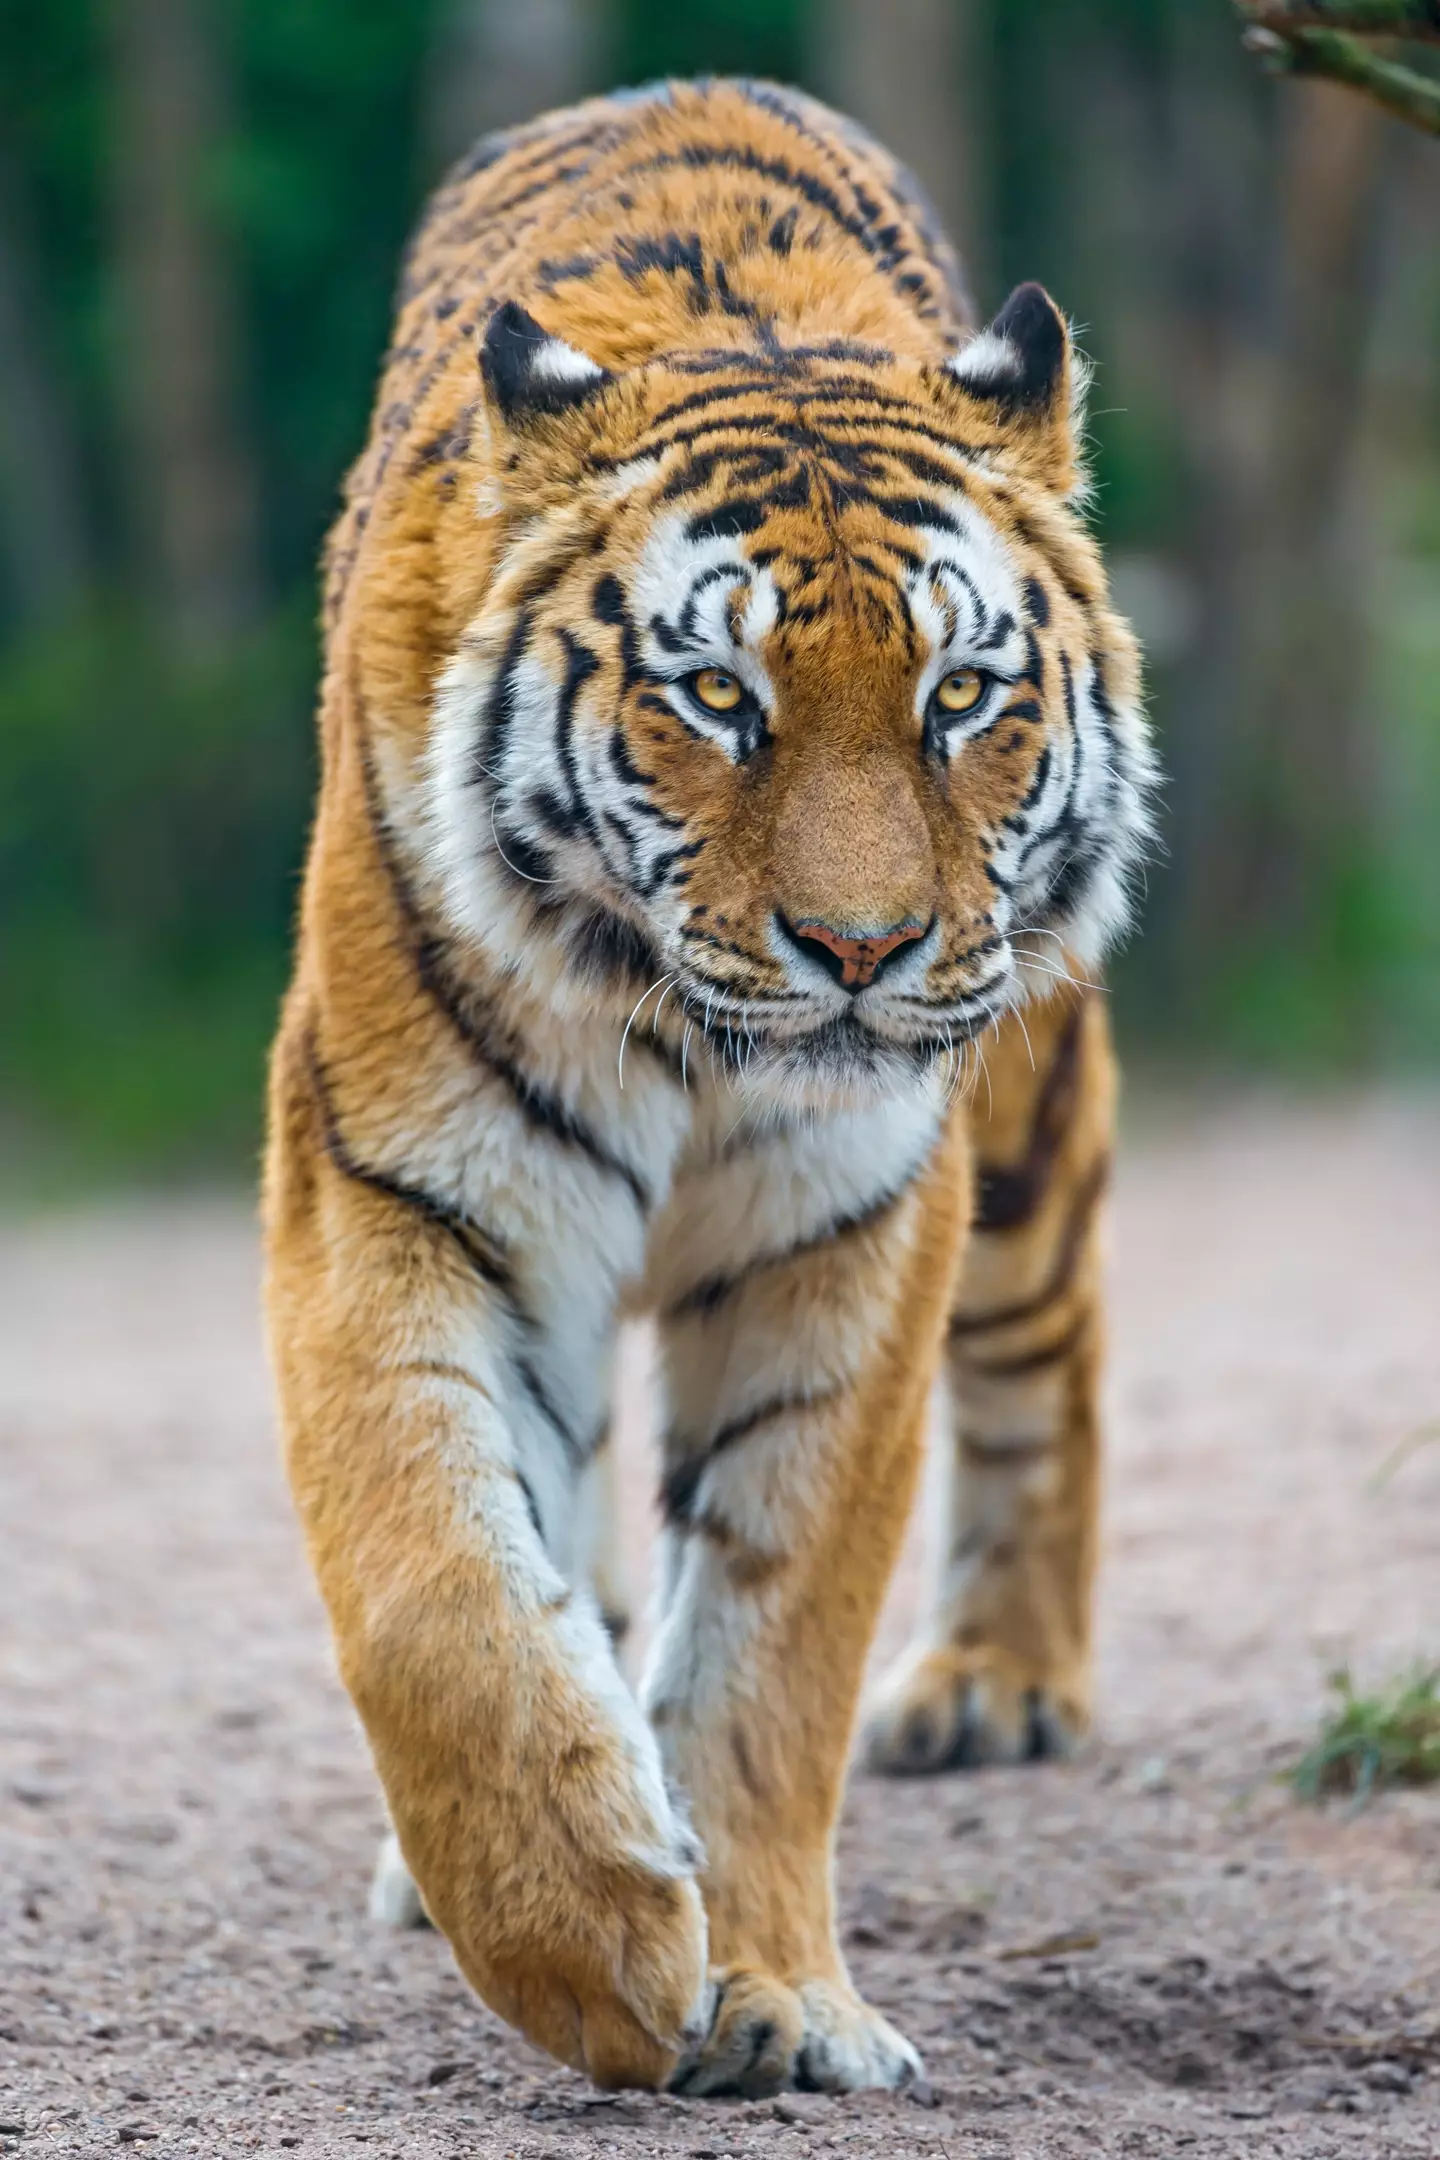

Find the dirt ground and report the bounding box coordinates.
[2,1095,1439,2160]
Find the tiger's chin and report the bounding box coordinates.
[713,1009,970,1115]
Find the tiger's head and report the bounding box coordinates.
[430,286,1154,1108]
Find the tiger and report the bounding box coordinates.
[262,76,1153,2098]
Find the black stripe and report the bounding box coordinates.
[1013,669,1090,907]
[536,251,600,290]
[356,729,653,1210]
[960,1308,1091,1379]
[971,1002,1085,1232]
[851,492,963,536]
[304,1032,515,1297]
[552,629,603,843]
[960,1430,1052,1467]
[478,606,534,779]
[661,1388,842,1527]
[601,806,645,893]
[665,1176,917,1320]
[462,151,612,228]
[620,398,982,475]
[554,906,682,1074]
[514,1353,587,1465]
[447,115,615,189]
[306,1043,597,1475]
[475,545,594,780]
[678,561,745,640]
[976,608,1017,655]
[633,831,706,899]
[516,1471,545,1540]
[592,572,627,625]
[951,1155,1109,1340]
[661,442,788,502]
[490,817,557,886]
[832,438,973,494]
[527,784,585,843]
[768,205,797,255]
[626,143,910,280]
[607,724,670,806]
[732,81,967,322]
[686,496,770,542]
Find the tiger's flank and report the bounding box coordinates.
[263,77,1154,2098]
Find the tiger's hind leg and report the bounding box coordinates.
[864,988,1114,1776]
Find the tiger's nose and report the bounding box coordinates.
[779,914,930,991]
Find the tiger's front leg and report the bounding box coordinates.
[639,1100,969,2096]
[264,1014,708,2089]
[865,988,1114,1774]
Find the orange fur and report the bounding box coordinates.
[264,79,1148,2096]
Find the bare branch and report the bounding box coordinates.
[1242,23,1440,133]
[1239,0,1440,39]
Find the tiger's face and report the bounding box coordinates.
[431,287,1154,1108]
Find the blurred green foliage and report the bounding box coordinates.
[1,0,1437,1187]
[0,606,312,1178]
[0,0,443,1183]
[1290,1664,1440,1803]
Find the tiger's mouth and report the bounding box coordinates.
[691,1000,988,1098]
[787,1006,988,1064]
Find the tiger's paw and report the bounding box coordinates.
[368,1830,429,1929]
[668,1967,921,2098]
[862,1643,1086,1777]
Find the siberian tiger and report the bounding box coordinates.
[263,77,1153,2098]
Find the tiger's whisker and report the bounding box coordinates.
[489,797,559,885]
[617,973,676,1092]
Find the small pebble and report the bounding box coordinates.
[773,2093,832,2125]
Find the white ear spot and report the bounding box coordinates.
[948,328,1024,396]
[945,284,1069,419]
[529,338,608,390]
[480,299,614,424]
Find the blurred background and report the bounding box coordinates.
[2,0,1438,1188]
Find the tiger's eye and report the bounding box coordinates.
[692,667,743,713]
[936,668,986,715]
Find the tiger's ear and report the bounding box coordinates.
[943,284,1087,493]
[479,300,613,427]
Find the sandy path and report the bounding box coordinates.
[2,1096,1438,2158]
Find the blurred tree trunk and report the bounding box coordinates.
[111,0,258,650]
[1152,8,1390,1016]
[812,0,987,299]
[0,143,90,624]
[1157,2,1280,989]
[424,0,605,171]
[1226,85,1389,943]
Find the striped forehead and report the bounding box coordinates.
[629,512,781,683]
[624,478,1028,680]
[904,499,1028,666]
